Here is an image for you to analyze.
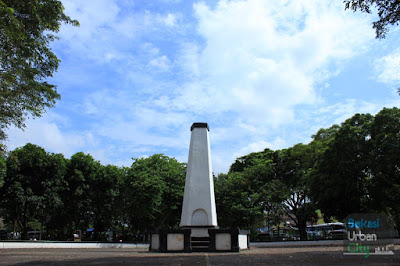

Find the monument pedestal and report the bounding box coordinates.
[150,229,191,253]
[150,228,249,252]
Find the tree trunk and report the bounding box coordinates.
[277,225,280,241]
[298,221,307,241]
[13,219,17,240]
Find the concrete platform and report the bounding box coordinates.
[0,241,149,249]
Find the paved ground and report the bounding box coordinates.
[1,246,399,265]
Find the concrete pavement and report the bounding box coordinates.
[0,245,399,265]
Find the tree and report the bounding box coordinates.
[310,125,340,152]
[229,149,275,173]
[222,146,318,240]
[41,152,67,240]
[344,0,400,38]
[310,113,374,220]
[122,154,185,238]
[275,145,318,240]
[0,0,78,142]
[216,150,286,229]
[157,156,186,229]
[89,164,123,240]
[369,107,400,230]
[61,152,100,239]
[215,171,267,229]
[0,153,5,189]
[0,143,66,239]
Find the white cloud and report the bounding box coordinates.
[316,100,380,125]
[171,0,374,127]
[6,114,96,158]
[58,0,122,62]
[296,99,396,142]
[58,0,182,65]
[149,55,171,71]
[237,138,287,156]
[58,0,376,130]
[211,138,287,174]
[375,48,400,85]
[74,0,377,173]
[177,42,201,78]
[164,13,177,27]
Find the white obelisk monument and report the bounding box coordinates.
[150,122,249,252]
[180,123,218,232]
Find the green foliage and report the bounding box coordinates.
[41,152,67,239]
[220,108,400,235]
[311,113,374,220]
[309,107,400,232]
[0,147,186,240]
[62,152,100,236]
[369,107,400,229]
[89,164,123,239]
[0,154,5,188]
[122,154,186,233]
[0,0,78,141]
[344,0,400,39]
[215,172,266,229]
[229,148,275,173]
[158,156,186,228]
[0,143,66,239]
[310,125,340,153]
[219,145,319,239]
[217,151,288,229]
[275,145,318,240]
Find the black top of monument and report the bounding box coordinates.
[191,122,209,131]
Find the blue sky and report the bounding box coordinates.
[6,0,400,174]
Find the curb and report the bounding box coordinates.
[2,239,399,249]
[0,241,150,249]
[250,239,400,248]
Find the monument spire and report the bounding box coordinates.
[180,122,218,228]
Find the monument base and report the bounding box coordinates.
[150,228,250,253]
